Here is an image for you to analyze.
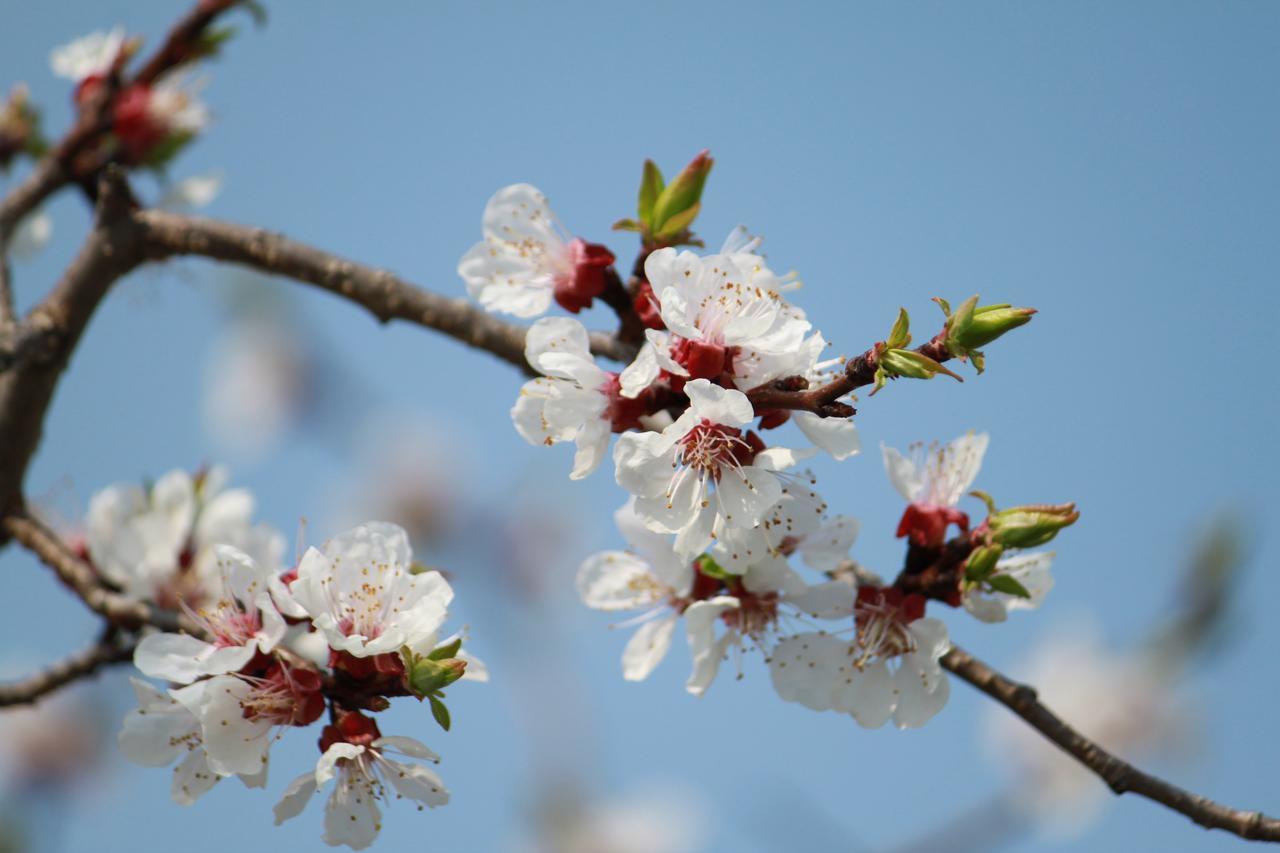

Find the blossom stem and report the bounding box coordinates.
[942,644,1280,843]
[0,630,135,707]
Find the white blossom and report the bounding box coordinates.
[274,736,449,850]
[882,432,988,509]
[133,544,286,684]
[576,501,692,681]
[512,317,616,479]
[613,379,801,559]
[86,466,286,605]
[459,183,611,318]
[146,71,210,136]
[289,522,453,658]
[118,678,266,805]
[50,27,125,83]
[770,587,951,728]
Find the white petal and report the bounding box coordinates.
[684,380,754,428]
[274,771,317,825]
[841,661,897,729]
[768,633,844,711]
[323,776,381,850]
[316,743,364,786]
[171,748,221,806]
[800,515,860,573]
[622,614,677,681]
[133,633,220,684]
[576,551,666,611]
[570,418,611,480]
[793,411,861,461]
[784,581,857,620]
[715,466,782,529]
[881,444,924,503]
[373,736,439,762]
[893,662,951,729]
[524,316,592,370]
[378,755,450,808]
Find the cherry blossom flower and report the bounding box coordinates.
[619,248,810,395]
[512,318,646,480]
[112,71,209,161]
[49,27,125,86]
[458,184,615,318]
[770,586,951,728]
[173,663,325,777]
[288,521,454,659]
[710,479,856,576]
[963,550,1055,623]
[613,379,802,559]
[132,544,287,684]
[85,466,286,607]
[273,713,448,850]
[882,432,989,547]
[118,678,266,806]
[576,501,694,681]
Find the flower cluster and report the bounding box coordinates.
[50,26,210,166]
[83,467,483,850]
[461,153,1070,731]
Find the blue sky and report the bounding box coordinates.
[2,2,1278,851]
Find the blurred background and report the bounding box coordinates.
[1,2,1278,851]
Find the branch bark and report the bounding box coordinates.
[0,633,136,707]
[943,644,1280,842]
[136,210,639,372]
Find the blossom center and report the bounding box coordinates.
[678,420,751,479]
[851,587,925,669]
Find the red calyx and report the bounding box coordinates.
[632,281,665,330]
[553,238,616,314]
[895,503,970,549]
[74,74,106,107]
[329,649,405,681]
[689,563,724,602]
[319,710,382,753]
[670,337,731,381]
[856,585,927,625]
[601,373,648,433]
[112,84,165,160]
[731,430,766,467]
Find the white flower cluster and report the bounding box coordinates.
[86,468,481,850]
[462,186,1057,730]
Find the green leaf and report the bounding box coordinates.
[409,562,438,575]
[651,150,712,232]
[932,296,952,318]
[428,638,462,661]
[240,0,269,26]
[428,695,451,731]
[694,553,732,581]
[140,130,195,170]
[637,159,664,226]
[654,201,701,240]
[987,573,1032,599]
[886,308,911,349]
[612,218,643,232]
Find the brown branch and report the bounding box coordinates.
[942,644,1280,842]
[746,337,952,416]
[0,633,136,707]
[135,210,639,373]
[0,170,145,516]
[598,266,645,346]
[2,508,185,633]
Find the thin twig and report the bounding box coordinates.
[2,508,184,633]
[0,634,136,707]
[136,210,639,372]
[942,644,1280,842]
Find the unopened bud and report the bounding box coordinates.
[879,348,963,383]
[940,295,1036,373]
[990,502,1080,548]
[963,543,1004,583]
[650,149,713,240]
[407,657,467,697]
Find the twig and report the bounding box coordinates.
[746,337,952,415]
[0,633,136,707]
[942,644,1280,842]
[136,210,639,373]
[2,508,184,633]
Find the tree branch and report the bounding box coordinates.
[2,508,184,633]
[135,210,639,373]
[0,632,136,707]
[746,337,952,416]
[942,644,1280,842]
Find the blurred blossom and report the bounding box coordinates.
[515,783,708,853]
[333,415,467,550]
[981,617,1188,838]
[203,313,311,460]
[157,172,222,211]
[10,210,52,261]
[0,672,110,796]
